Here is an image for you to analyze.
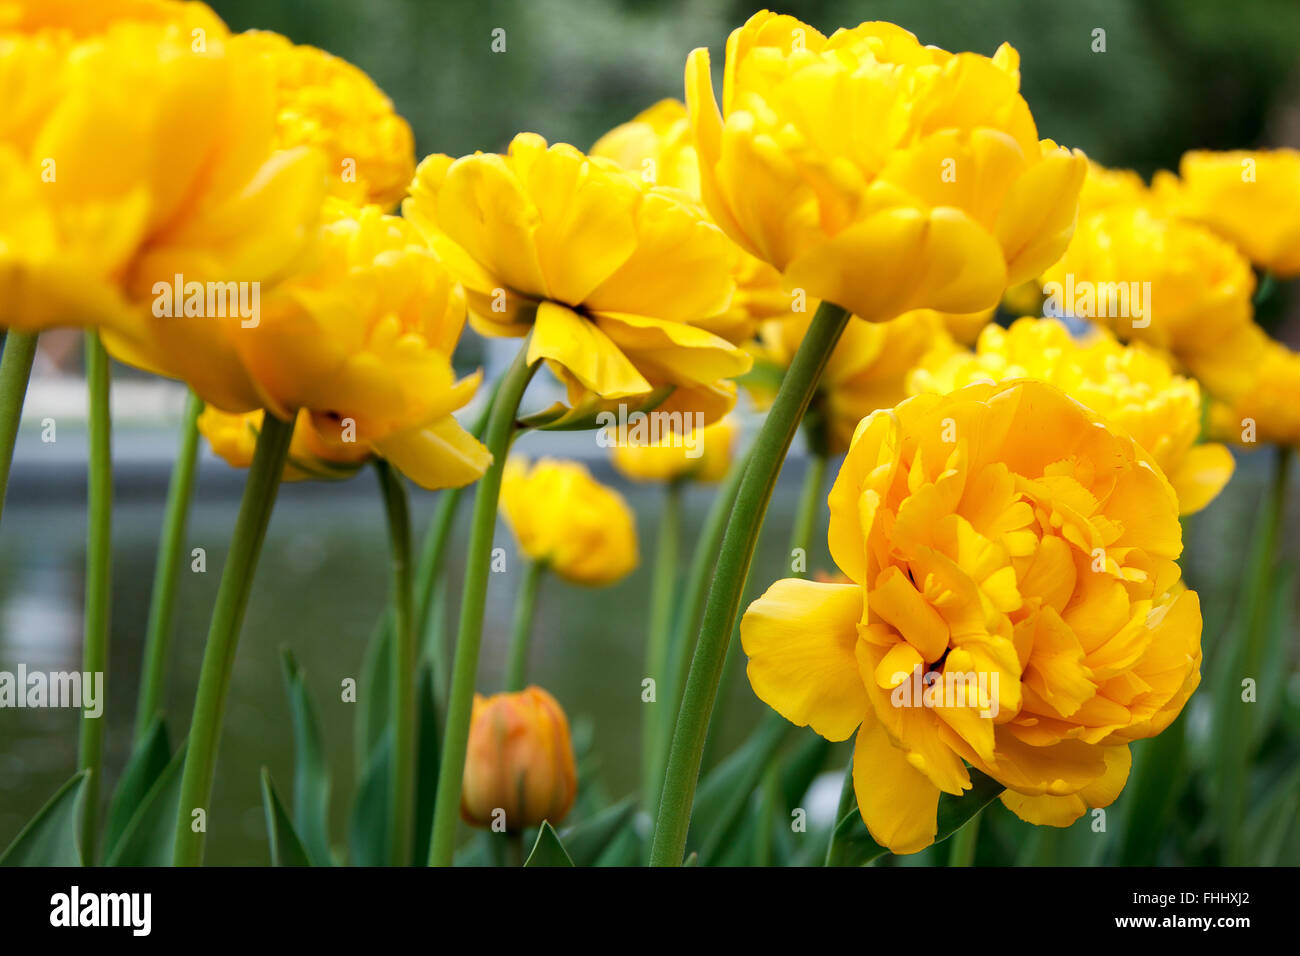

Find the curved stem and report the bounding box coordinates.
[377,460,415,866]
[172,412,294,866]
[657,447,751,794]
[650,300,849,867]
[642,479,683,814]
[428,341,538,866]
[503,558,545,692]
[78,332,112,864]
[0,330,38,526]
[133,391,203,744]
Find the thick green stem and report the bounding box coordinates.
[172,413,294,866]
[650,301,850,866]
[0,330,38,525]
[947,807,981,866]
[504,558,545,692]
[657,447,751,798]
[428,343,538,866]
[377,460,415,866]
[1221,444,1291,864]
[133,392,203,744]
[642,479,683,813]
[78,332,112,864]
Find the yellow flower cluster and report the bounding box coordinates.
[910,318,1235,514]
[742,380,1202,852]
[610,415,739,484]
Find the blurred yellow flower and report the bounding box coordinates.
[198,406,372,482]
[1205,324,1300,448]
[751,309,960,454]
[686,12,1086,323]
[1042,203,1255,388]
[233,30,415,211]
[609,414,738,483]
[0,0,325,334]
[910,317,1235,514]
[460,686,578,831]
[741,380,1201,852]
[1155,149,1300,277]
[105,201,490,490]
[404,132,751,424]
[592,99,793,343]
[500,456,638,586]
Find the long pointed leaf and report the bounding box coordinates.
[0,771,88,866]
[103,717,171,863]
[260,769,312,866]
[104,744,187,867]
[523,822,574,867]
[279,649,332,866]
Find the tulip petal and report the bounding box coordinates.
[527,300,651,399]
[852,713,941,854]
[1166,442,1235,516]
[373,416,492,491]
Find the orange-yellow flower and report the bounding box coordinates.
[106,201,490,489]
[198,406,371,482]
[686,12,1086,323]
[910,317,1235,514]
[609,414,738,483]
[1204,323,1300,448]
[500,456,638,586]
[403,132,752,424]
[460,686,578,831]
[751,309,960,454]
[232,30,415,211]
[741,380,1201,852]
[1154,149,1300,277]
[0,0,324,334]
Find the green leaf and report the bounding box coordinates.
[412,662,441,864]
[523,822,574,866]
[103,717,171,863]
[779,733,833,812]
[260,769,312,866]
[689,711,789,865]
[279,649,332,866]
[559,797,636,867]
[105,743,187,867]
[348,727,391,867]
[1253,563,1295,750]
[0,771,88,866]
[355,610,392,778]
[826,766,1004,866]
[1118,712,1186,865]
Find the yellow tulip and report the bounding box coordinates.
[232,30,415,211]
[1154,149,1300,277]
[499,456,638,586]
[751,309,960,454]
[741,380,1201,852]
[460,686,578,831]
[1042,203,1256,388]
[609,414,738,483]
[685,12,1086,323]
[0,1,325,334]
[910,317,1235,514]
[1205,323,1300,448]
[592,99,793,343]
[403,132,752,425]
[106,201,490,490]
[198,406,371,482]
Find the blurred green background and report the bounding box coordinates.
[2,0,1299,866]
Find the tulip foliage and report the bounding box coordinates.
[1,2,1297,872]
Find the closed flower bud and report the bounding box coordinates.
[610,414,738,483]
[460,687,578,832]
[198,406,371,482]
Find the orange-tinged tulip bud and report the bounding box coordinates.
[460,687,578,832]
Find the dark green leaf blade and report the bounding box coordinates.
[260,769,311,866]
[104,743,187,867]
[523,821,574,867]
[103,717,171,863]
[559,796,636,867]
[0,771,88,866]
[279,648,332,866]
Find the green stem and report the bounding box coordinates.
[504,558,545,692]
[947,807,981,866]
[657,447,751,796]
[1222,443,1291,864]
[78,332,113,865]
[0,330,38,525]
[824,754,855,866]
[377,459,415,866]
[172,412,295,866]
[428,342,539,866]
[650,301,850,866]
[642,479,683,814]
[133,391,203,745]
